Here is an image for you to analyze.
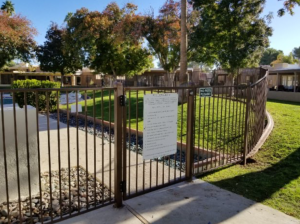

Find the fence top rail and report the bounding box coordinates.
[250,70,269,88]
[0,87,116,93]
[124,85,240,91]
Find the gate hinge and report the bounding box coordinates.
[120,181,126,193]
[119,95,125,107]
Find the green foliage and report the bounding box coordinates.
[292,46,300,59]
[65,3,153,77]
[1,0,14,16]
[191,0,272,76]
[142,0,181,73]
[278,0,300,16]
[271,52,298,65]
[36,23,83,86]
[260,48,283,65]
[0,11,37,68]
[12,79,60,112]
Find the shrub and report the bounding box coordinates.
[12,79,60,112]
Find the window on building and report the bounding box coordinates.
[282,75,294,86]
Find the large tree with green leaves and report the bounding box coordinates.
[36,23,83,87]
[1,0,14,16]
[0,11,36,68]
[260,48,283,65]
[271,52,298,65]
[142,0,181,86]
[142,0,198,86]
[65,3,153,81]
[292,46,300,59]
[191,0,272,83]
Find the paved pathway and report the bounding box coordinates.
[60,179,300,224]
[38,115,181,195]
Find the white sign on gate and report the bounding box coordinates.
[143,93,178,160]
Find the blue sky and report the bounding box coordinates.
[10,0,300,55]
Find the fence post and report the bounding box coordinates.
[243,86,251,165]
[114,83,123,207]
[186,89,195,181]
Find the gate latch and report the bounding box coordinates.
[120,181,126,193]
[119,95,125,107]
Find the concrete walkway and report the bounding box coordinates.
[59,179,299,224]
[38,115,181,195]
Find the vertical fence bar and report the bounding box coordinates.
[109,90,112,201]
[128,90,132,196]
[24,92,33,223]
[101,89,105,205]
[46,92,53,222]
[75,91,80,212]
[114,83,123,208]
[56,90,62,219]
[93,90,97,207]
[122,88,127,199]
[136,90,139,193]
[1,92,10,224]
[186,89,195,181]
[35,91,43,224]
[243,86,251,165]
[84,90,89,208]
[12,92,22,222]
[67,91,72,215]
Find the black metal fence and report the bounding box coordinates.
[0,68,268,223]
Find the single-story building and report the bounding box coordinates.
[1,63,213,88]
[212,68,266,86]
[124,68,211,87]
[267,63,300,102]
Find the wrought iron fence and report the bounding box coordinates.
[0,68,268,223]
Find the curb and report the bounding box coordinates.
[246,110,274,158]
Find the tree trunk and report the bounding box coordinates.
[179,0,188,84]
[164,72,175,87]
[60,71,64,87]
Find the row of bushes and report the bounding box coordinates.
[12,79,60,112]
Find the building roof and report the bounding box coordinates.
[268,63,300,74]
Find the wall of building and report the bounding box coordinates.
[267,91,300,102]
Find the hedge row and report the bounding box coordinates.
[12,79,60,112]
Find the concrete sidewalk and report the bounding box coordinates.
[60,179,300,224]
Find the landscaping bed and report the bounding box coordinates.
[0,167,112,223]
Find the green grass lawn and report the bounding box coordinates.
[199,100,300,219]
[61,90,246,154]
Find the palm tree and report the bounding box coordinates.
[1,1,15,16]
[179,0,187,84]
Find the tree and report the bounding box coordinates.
[65,3,153,82]
[0,11,36,68]
[278,0,300,16]
[36,23,83,87]
[191,0,272,83]
[292,46,300,59]
[271,52,298,65]
[1,0,14,16]
[142,2,180,86]
[260,48,283,65]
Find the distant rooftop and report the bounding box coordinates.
[269,63,300,74]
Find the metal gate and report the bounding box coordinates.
[0,67,268,222]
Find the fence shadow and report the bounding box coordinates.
[198,147,300,203]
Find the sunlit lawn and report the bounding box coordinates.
[199,100,300,219]
[61,90,246,153]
